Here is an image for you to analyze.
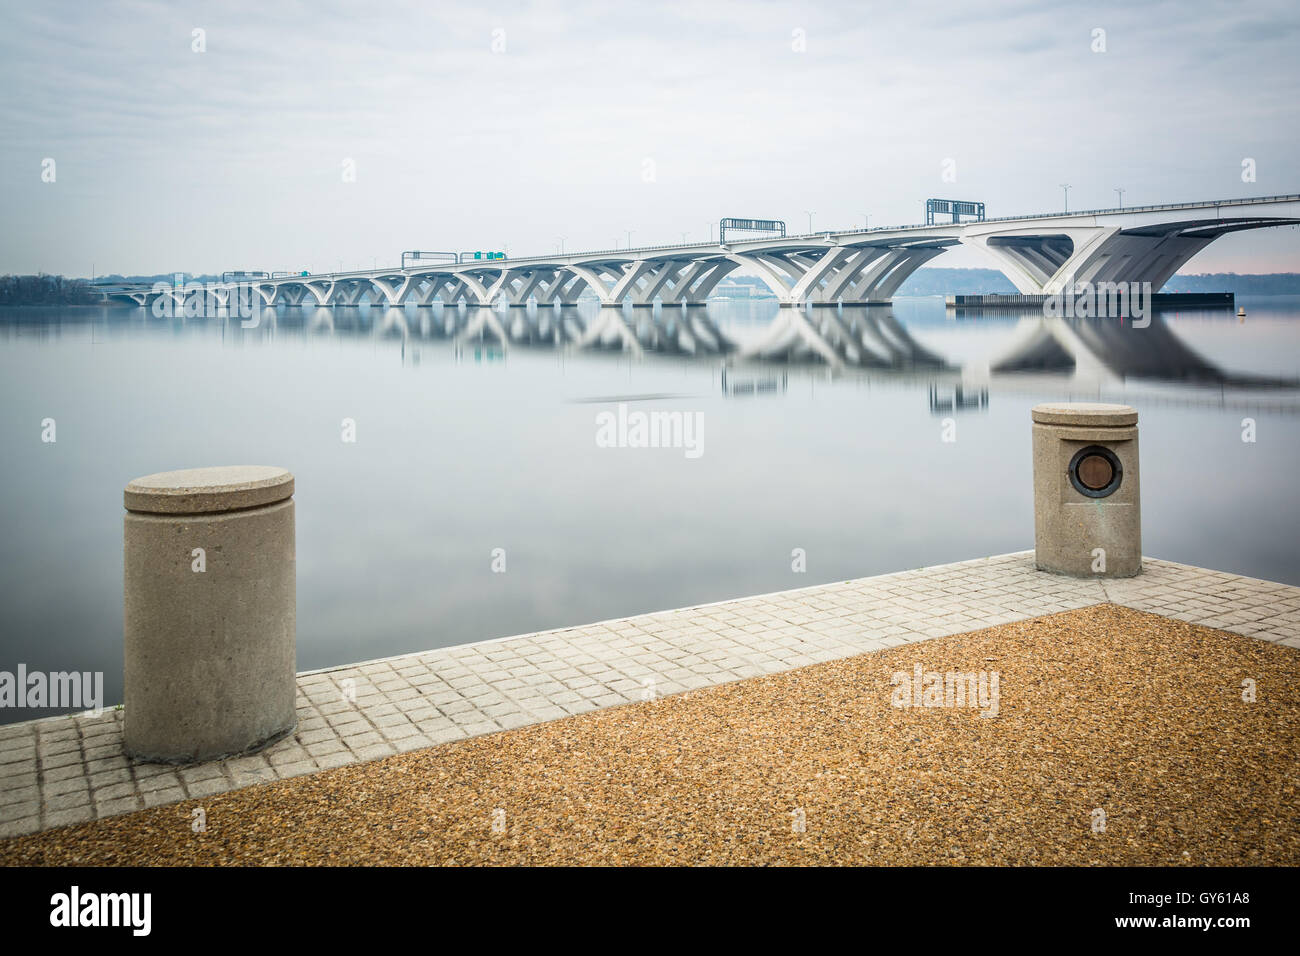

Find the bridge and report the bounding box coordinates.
[100,193,1300,311]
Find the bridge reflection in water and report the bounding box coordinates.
[243,301,955,372]
[251,300,1294,384]
[928,384,990,415]
[984,312,1300,389]
[42,298,1299,413]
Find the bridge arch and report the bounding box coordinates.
[965,212,1300,294]
[723,241,953,306]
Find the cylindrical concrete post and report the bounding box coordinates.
[1032,403,1141,577]
[123,466,296,763]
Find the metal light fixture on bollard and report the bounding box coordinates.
[122,466,297,763]
[1031,404,1141,577]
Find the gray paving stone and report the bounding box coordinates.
[341,730,385,749]
[0,748,36,769]
[43,775,92,798]
[0,817,40,838]
[45,789,92,812]
[84,755,130,775]
[141,787,186,808]
[135,771,184,794]
[5,550,1298,840]
[45,807,95,829]
[350,743,396,761]
[0,785,39,807]
[40,748,85,770]
[185,776,233,798]
[224,755,271,775]
[266,746,313,767]
[304,739,347,758]
[229,768,275,788]
[178,764,225,785]
[379,722,422,741]
[295,727,338,745]
[131,762,177,782]
[93,781,137,800]
[40,763,85,784]
[273,760,318,779]
[37,736,80,756]
[0,800,39,824]
[309,751,353,770]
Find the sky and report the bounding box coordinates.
[1,0,1298,276]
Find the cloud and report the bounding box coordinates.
[0,0,1296,273]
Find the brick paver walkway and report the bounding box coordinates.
[3,550,1298,838]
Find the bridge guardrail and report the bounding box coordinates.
[977,193,1300,225]
[97,194,1300,287]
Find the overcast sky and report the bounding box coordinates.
[1,0,1298,276]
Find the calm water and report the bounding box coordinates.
[2,295,1299,721]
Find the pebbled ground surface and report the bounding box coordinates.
[2,604,1297,866]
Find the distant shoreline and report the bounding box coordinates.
[3,268,1299,307]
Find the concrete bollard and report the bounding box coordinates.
[123,466,297,763]
[1032,403,1141,577]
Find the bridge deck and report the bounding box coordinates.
[94,193,1300,289]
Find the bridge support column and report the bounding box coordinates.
[534,272,590,307]
[725,243,953,308]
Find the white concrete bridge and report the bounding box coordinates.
[102,194,1300,311]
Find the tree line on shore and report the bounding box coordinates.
[0,274,99,305]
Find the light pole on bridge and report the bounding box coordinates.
[1114,188,1125,208]
[860,213,870,229]
[626,229,634,250]
[804,210,815,233]
[557,236,566,254]
[1060,184,1071,213]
